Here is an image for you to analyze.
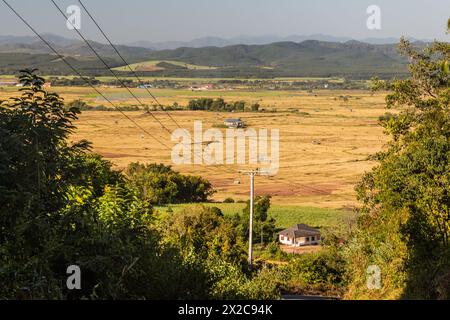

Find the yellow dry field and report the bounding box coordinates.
[0,86,391,209]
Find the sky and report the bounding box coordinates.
[0,0,449,43]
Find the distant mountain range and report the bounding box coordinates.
[142,40,417,77]
[0,33,152,59]
[0,33,427,51]
[0,33,428,78]
[128,34,427,50]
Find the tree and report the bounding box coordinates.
[160,205,246,266]
[240,195,276,245]
[125,162,214,205]
[344,38,450,299]
[251,103,260,112]
[0,70,89,276]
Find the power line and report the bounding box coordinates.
[50,0,173,135]
[3,0,250,180]
[50,0,265,179]
[70,1,255,177]
[77,0,182,129]
[1,0,171,150]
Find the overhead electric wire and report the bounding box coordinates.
[69,0,259,177]
[50,0,240,176]
[50,0,173,135]
[3,0,259,179]
[1,0,171,150]
[77,0,182,129]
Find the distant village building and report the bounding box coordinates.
[138,84,153,89]
[190,84,215,91]
[224,118,245,128]
[278,224,321,247]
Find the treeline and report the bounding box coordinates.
[49,76,100,87]
[65,100,184,112]
[66,100,141,112]
[187,98,260,112]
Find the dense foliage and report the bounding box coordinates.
[0,70,280,299]
[125,162,214,205]
[187,98,248,112]
[344,39,450,299]
[237,196,277,245]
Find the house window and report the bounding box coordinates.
[312,236,315,241]
[280,235,284,240]
[306,237,309,241]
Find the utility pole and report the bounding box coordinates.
[248,171,255,266]
[240,169,269,267]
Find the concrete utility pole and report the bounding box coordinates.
[240,169,269,267]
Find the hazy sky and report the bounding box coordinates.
[1,0,449,43]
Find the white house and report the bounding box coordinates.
[278,224,321,247]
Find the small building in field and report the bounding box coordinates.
[138,84,153,89]
[278,224,321,247]
[190,83,215,91]
[224,118,245,128]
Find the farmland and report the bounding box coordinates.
[0,84,390,210]
[112,60,218,72]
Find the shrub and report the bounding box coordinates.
[125,163,215,205]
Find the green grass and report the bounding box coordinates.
[155,203,355,230]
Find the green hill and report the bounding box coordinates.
[143,40,412,78]
[0,40,421,78]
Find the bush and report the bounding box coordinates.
[125,163,215,205]
[280,251,346,297]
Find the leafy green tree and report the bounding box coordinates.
[240,195,276,245]
[125,162,214,205]
[0,70,92,297]
[345,38,450,299]
[223,197,235,203]
[160,205,247,266]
